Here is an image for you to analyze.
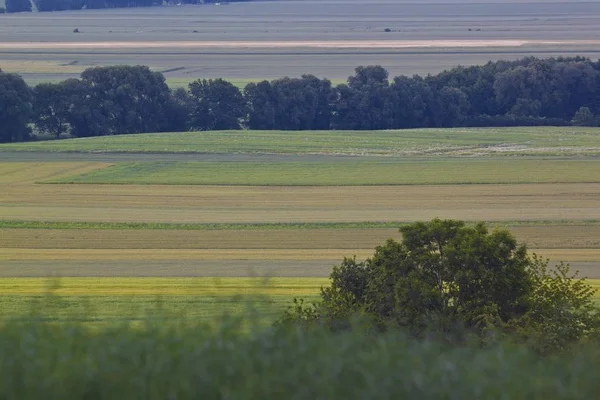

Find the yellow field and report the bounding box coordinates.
[0,277,328,296]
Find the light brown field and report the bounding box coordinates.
[2,226,600,250]
[2,161,600,277]
[3,182,600,223]
[4,39,598,50]
[2,162,600,223]
[4,1,600,81]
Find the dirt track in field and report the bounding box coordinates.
[2,40,599,50]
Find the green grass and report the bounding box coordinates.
[2,127,600,155]
[0,319,600,399]
[51,159,600,185]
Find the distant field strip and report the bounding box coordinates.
[0,276,595,322]
[52,159,600,185]
[0,277,327,296]
[6,40,600,50]
[3,183,600,223]
[3,225,600,249]
[0,277,326,321]
[0,249,373,261]
[2,127,600,156]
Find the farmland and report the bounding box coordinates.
[3,0,600,86]
[1,126,600,322]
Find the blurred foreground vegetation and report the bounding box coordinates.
[0,316,599,399]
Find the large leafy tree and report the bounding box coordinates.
[332,66,394,130]
[0,70,32,143]
[33,80,85,138]
[244,80,276,130]
[80,65,173,135]
[286,219,599,352]
[188,78,246,130]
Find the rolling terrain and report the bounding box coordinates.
[1,127,600,320]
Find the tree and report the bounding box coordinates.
[571,106,595,126]
[188,79,246,130]
[0,70,32,143]
[284,219,599,352]
[244,81,276,130]
[33,81,83,138]
[5,0,31,12]
[332,66,394,130]
[165,87,193,132]
[273,75,333,130]
[79,65,173,135]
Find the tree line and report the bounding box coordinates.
[2,56,600,143]
[1,0,250,13]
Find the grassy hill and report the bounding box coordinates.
[1,127,600,156]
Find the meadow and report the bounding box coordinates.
[2,127,600,155]
[50,159,600,185]
[0,126,600,323]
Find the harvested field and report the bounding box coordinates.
[4,225,600,250]
[3,1,600,82]
[2,181,600,223]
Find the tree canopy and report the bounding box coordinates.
[282,219,600,353]
[0,70,32,143]
[5,57,600,142]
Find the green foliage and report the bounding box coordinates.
[299,219,599,352]
[0,71,32,143]
[572,106,596,126]
[33,80,83,138]
[508,256,600,354]
[79,65,175,136]
[0,319,600,398]
[188,78,246,130]
[244,75,333,130]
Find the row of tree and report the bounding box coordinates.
[2,0,249,13]
[2,57,600,143]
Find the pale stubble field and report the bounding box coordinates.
[3,0,600,84]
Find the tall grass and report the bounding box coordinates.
[0,316,599,399]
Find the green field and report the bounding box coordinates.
[52,158,600,185]
[1,127,600,321]
[2,127,600,155]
